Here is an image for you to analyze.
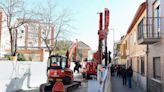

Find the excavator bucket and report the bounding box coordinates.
[52,81,65,92]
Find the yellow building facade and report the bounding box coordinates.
[121,2,147,91]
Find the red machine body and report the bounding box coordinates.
[66,40,78,68]
[47,40,78,85]
[52,81,65,92]
[47,55,74,85]
[86,61,97,78]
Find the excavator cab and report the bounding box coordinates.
[47,55,67,70]
[47,55,73,85]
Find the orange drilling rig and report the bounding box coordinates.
[93,8,110,66]
[83,8,110,80]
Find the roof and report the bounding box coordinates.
[122,2,146,42]
[18,40,91,50]
[127,2,146,34]
[78,41,91,50]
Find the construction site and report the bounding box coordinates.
[1,0,162,92]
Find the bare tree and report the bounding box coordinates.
[0,0,29,56]
[34,0,74,56]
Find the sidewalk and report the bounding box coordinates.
[111,76,144,92]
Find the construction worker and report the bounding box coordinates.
[81,58,87,80]
[74,61,81,73]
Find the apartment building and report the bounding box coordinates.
[120,1,164,91]
[120,2,147,91]
[113,41,121,64]
[16,19,55,61]
[119,36,127,65]
[0,9,10,58]
[142,0,163,92]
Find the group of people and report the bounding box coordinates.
[111,65,133,88]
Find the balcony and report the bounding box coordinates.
[137,17,161,44]
[138,32,161,44]
[120,44,126,59]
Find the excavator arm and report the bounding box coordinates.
[66,40,78,68]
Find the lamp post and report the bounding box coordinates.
[109,28,115,64]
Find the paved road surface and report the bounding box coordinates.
[17,72,87,92]
[111,76,144,92]
[72,72,87,92]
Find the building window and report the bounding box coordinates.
[141,57,145,75]
[138,19,144,40]
[137,57,139,73]
[153,57,161,80]
[156,6,160,37]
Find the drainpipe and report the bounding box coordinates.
[146,0,149,92]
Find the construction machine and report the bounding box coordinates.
[85,60,97,79]
[47,55,73,85]
[40,40,81,92]
[94,8,110,66]
[81,9,110,80]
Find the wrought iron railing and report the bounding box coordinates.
[137,17,161,40]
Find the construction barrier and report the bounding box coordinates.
[0,61,47,92]
[98,64,111,92]
[103,65,111,92]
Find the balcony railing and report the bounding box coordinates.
[137,17,161,44]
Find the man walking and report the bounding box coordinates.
[127,66,133,88]
[74,62,81,73]
[121,67,127,85]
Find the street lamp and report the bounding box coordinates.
[109,28,115,64]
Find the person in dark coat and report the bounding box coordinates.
[121,67,127,85]
[127,66,133,88]
[116,65,121,77]
[74,61,81,73]
[110,65,115,76]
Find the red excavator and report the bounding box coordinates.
[40,40,81,92]
[47,40,78,85]
[47,55,73,85]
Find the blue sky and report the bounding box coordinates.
[26,0,145,52]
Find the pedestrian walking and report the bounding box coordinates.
[127,66,133,88]
[74,61,81,73]
[110,65,115,76]
[121,67,127,85]
[116,65,121,77]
